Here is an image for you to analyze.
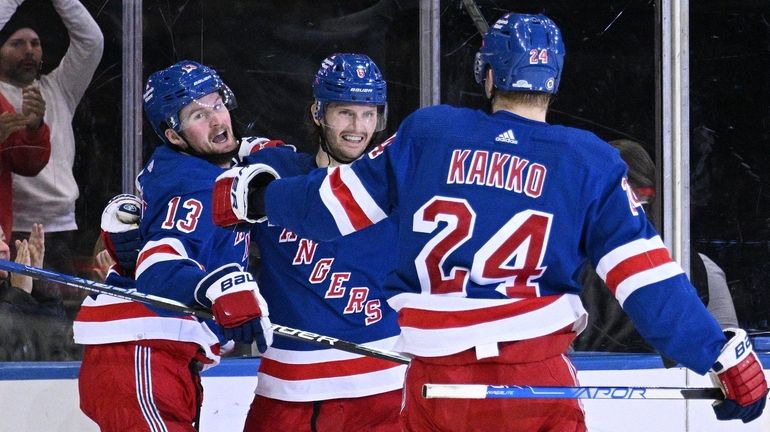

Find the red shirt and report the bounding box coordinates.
[0,92,51,236]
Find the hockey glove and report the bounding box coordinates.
[194,263,273,352]
[709,328,768,423]
[212,163,280,229]
[231,136,287,165]
[100,194,142,276]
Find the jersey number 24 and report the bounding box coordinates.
[413,197,552,297]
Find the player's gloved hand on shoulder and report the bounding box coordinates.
[709,328,769,423]
[100,194,142,276]
[212,163,280,229]
[195,263,273,353]
[231,136,287,165]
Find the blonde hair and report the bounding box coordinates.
[493,90,553,109]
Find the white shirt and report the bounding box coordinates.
[1,0,103,232]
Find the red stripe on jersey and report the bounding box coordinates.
[259,355,398,380]
[76,301,198,322]
[604,247,672,295]
[136,243,182,269]
[76,301,157,322]
[399,295,561,329]
[329,168,374,230]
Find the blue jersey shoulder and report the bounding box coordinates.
[243,146,316,178]
[401,104,480,136]
[532,124,620,171]
[139,144,225,197]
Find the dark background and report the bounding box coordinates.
[17,0,770,333]
[689,0,770,330]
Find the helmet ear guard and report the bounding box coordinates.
[474,13,565,94]
[310,101,322,126]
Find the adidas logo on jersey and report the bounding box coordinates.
[495,129,518,144]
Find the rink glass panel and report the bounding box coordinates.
[7,0,767,362]
[688,1,770,334]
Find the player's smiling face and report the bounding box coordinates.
[173,92,237,156]
[322,103,378,162]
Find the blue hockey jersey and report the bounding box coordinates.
[136,143,250,298]
[75,144,249,364]
[265,105,726,374]
[243,146,405,401]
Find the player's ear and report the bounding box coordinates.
[484,69,495,99]
[310,102,322,127]
[164,128,186,148]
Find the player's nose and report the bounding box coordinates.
[209,111,225,127]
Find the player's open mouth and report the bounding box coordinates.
[341,134,364,143]
[212,130,229,144]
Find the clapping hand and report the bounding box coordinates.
[21,85,45,130]
[11,238,32,294]
[10,224,44,294]
[27,223,44,269]
[0,112,28,142]
[93,249,115,282]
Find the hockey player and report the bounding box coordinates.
[224,53,405,432]
[213,13,768,431]
[75,61,272,432]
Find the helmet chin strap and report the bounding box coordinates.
[319,135,357,166]
[313,101,357,166]
[314,103,380,166]
[316,118,360,166]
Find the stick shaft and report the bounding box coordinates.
[461,0,489,34]
[0,259,211,318]
[271,324,410,364]
[422,384,724,400]
[0,259,410,365]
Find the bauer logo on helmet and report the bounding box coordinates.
[193,76,212,86]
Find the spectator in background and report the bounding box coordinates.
[573,138,739,353]
[0,223,73,360]
[0,87,49,238]
[0,0,103,280]
[89,235,112,283]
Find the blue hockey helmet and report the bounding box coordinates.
[312,53,388,131]
[474,13,565,94]
[143,60,237,142]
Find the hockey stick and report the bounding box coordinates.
[0,259,209,317]
[0,259,411,365]
[271,324,410,364]
[422,384,725,400]
[461,0,489,35]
